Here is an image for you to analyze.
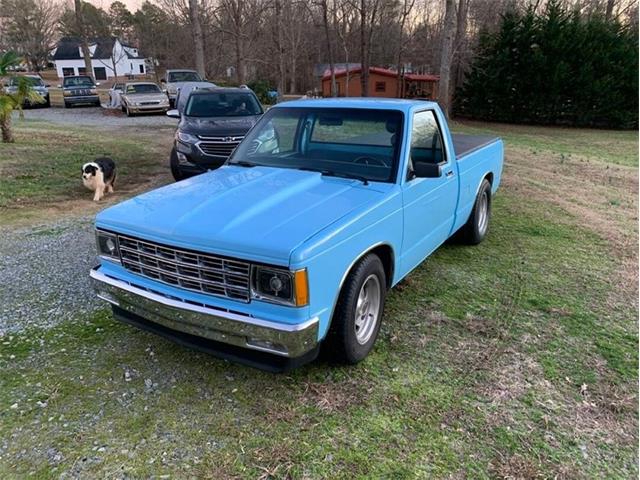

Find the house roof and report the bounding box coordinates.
[52,37,144,61]
[322,66,438,82]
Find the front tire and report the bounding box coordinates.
[170,148,188,181]
[461,178,492,245]
[324,254,386,364]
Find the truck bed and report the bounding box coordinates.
[452,134,500,160]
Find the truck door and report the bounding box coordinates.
[400,109,458,274]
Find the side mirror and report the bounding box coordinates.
[413,162,442,178]
[166,109,180,118]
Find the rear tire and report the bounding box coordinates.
[324,254,386,364]
[461,178,492,245]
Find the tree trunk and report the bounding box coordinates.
[1,114,14,143]
[234,32,245,84]
[452,0,469,92]
[74,0,94,81]
[605,0,615,20]
[438,0,457,119]
[321,0,337,96]
[275,0,286,96]
[188,0,206,78]
[359,0,368,96]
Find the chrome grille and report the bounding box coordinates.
[117,235,251,301]
[197,135,244,158]
[140,101,159,105]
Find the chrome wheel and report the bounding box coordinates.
[354,274,381,345]
[477,190,489,236]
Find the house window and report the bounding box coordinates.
[62,67,74,76]
[78,67,87,75]
[94,67,107,80]
[139,64,144,74]
[375,81,386,92]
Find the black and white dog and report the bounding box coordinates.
[82,157,117,202]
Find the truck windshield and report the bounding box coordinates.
[10,76,43,87]
[168,71,201,82]
[185,92,262,117]
[229,107,403,183]
[126,83,161,94]
[63,76,94,88]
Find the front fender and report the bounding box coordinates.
[290,188,403,340]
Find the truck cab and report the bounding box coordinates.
[90,98,504,371]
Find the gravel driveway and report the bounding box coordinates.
[19,106,178,128]
[0,217,101,334]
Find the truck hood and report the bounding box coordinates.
[180,115,260,137]
[96,166,386,264]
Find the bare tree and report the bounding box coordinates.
[355,0,382,96]
[75,0,95,80]
[188,0,206,78]
[318,0,338,96]
[1,0,60,71]
[438,0,457,117]
[395,0,416,97]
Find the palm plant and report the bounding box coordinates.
[0,52,44,143]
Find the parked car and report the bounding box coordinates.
[59,75,100,108]
[2,74,50,107]
[120,82,170,116]
[108,82,125,107]
[160,69,208,107]
[90,98,504,371]
[167,87,263,181]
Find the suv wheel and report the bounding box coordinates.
[170,148,188,181]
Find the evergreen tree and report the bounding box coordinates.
[456,0,638,128]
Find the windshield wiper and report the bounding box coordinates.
[297,167,369,185]
[229,160,258,168]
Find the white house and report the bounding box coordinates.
[52,37,147,80]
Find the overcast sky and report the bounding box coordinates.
[85,0,143,12]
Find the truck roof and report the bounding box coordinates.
[275,97,438,112]
[189,87,254,95]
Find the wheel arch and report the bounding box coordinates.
[324,242,395,341]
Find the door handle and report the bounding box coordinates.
[445,170,454,178]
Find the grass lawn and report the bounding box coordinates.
[0,118,174,224]
[0,120,637,478]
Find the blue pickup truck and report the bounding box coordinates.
[91,98,503,371]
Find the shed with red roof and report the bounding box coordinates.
[321,66,439,99]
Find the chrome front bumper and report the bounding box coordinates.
[90,267,318,358]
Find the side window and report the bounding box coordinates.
[249,117,297,156]
[409,111,445,172]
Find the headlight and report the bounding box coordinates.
[90,88,97,94]
[63,90,71,97]
[96,230,120,262]
[176,131,199,144]
[251,266,308,306]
